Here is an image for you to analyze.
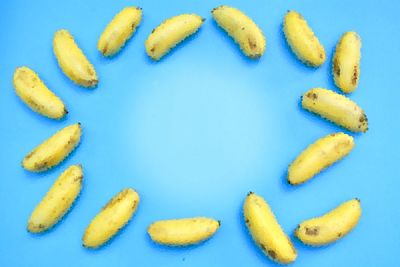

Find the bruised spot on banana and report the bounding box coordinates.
[212,5,266,59]
[302,88,368,132]
[147,217,220,246]
[145,14,204,60]
[283,10,326,67]
[295,199,361,246]
[13,66,67,119]
[53,29,98,87]
[82,188,139,248]
[98,6,142,57]
[22,123,82,172]
[28,165,83,233]
[333,32,362,93]
[288,132,354,185]
[244,192,297,264]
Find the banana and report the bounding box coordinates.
[13,66,67,119]
[211,5,266,59]
[22,123,82,172]
[295,199,361,246]
[244,192,297,264]
[302,88,368,132]
[288,133,354,185]
[333,32,362,93]
[82,188,139,248]
[53,29,98,87]
[98,6,142,57]
[145,14,204,60]
[283,11,326,67]
[147,217,220,246]
[27,165,83,233]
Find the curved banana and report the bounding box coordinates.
[98,6,142,57]
[295,199,361,246]
[13,66,67,119]
[302,88,368,132]
[53,29,98,87]
[333,32,361,93]
[212,5,266,58]
[147,217,220,246]
[283,10,326,67]
[244,192,297,264]
[145,14,204,60]
[27,165,83,233]
[83,188,139,248]
[288,133,354,185]
[22,123,82,172]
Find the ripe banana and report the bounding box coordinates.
[295,199,361,246]
[333,32,362,93]
[98,6,142,57]
[302,88,368,132]
[244,192,297,264]
[82,188,140,248]
[27,165,83,233]
[147,217,220,246]
[13,66,67,119]
[22,123,82,172]
[283,10,326,67]
[145,14,204,60]
[53,29,98,87]
[288,133,354,185]
[212,5,266,58]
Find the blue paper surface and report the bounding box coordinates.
[0,0,399,266]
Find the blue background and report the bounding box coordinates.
[0,0,398,266]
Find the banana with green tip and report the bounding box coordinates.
[145,14,204,60]
[53,29,98,87]
[212,5,266,58]
[28,165,83,233]
[244,192,297,264]
[295,199,361,246]
[147,217,220,246]
[22,123,82,172]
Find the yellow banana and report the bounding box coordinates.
[333,32,362,93]
[147,217,220,246]
[13,66,67,119]
[22,123,82,172]
[288,133,354,185]
[27,165,83,233]
[82,188,140,248]
[283,11,326,67]
[98,6,142,57]
[295,199,361,246]
[145,14,204,60]
[211,5,266,58]
[53,29,98,87]
[302,88,368,132]
[244,192,297,264]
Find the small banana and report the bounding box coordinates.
[145,14,204,60]
[22,123,82,172]
[83,188,140,248]
[302,88,368,132]
[295,199,361,246]
[27,165,83,233]
[98,6,142,57]
[283,11,326,67]
[288,133,354,185]
[212,5,266,58]
[53,29,98,87]
[333,32,362,93]
[13,66,67,119]
[147,217,220,246]
[244,192,297,264]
